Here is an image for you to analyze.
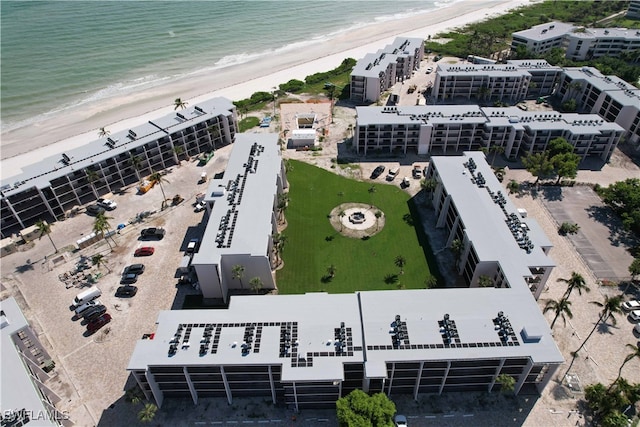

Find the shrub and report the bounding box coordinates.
[558,222,580,235]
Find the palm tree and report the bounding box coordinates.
[489,146,505,167]
[35,219,58,253]
[610,344,640,390]
[496,373,516,394]
[420,178,437,201]
[98,127,110,137]
[277,193,289,223]
[93,212,116,250]
[562,295,623,380]
[172,146,184,165]
[558,272,590,301]
[478,275,494,287]
[232,264,245,290]
[424,275,438,289]
[477,85,491,104]
[338,210,345,231]
[129,154,143,180]
[137,403,158,423]
[374,210,382,231]
[450,238,464,264]
[85,168,100,199]
[327,264,337,279]
[174,98,187,110]
[148,171,169,210]
[91,253,111,273]
[272,233,287,266]
[629,258,640,282]
[543,298,573,329]
[394,255,406,275]
[249,277,263,294]
[507,180,520,195]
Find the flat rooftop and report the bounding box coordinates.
[512,21,575,42]
[1,97,235,195]
[431,152,555,284]
[127,289,562,381]
[191,133,281,265]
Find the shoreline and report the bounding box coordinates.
[0,0,533,179]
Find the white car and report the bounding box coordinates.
[425,67,433,74]
[630,310,640,322]
[96,198,117,210]
[394,414,408,427]
[622,300,640,312]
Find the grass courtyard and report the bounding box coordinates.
[276,160,438,294]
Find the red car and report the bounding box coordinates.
[86,313,111,333]
[134,247,155,257]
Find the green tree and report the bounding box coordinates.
[174,98,187,110]
[563,295,623,379]
[489,145,505,167]
[129,154,143,180]
[137,403,158,423]
[148,171,169,210]
[326,264,337,279]
[85,168,100,198]
[629,258,640,281]
[91,253,110,273]
[93,212,116,251]
[478,275,494,288]
[272,233,287,266]
[338,209,345,231]
[552,152,580,185]
[599,178,640,235]
[374,210,382,231]
[232,264,245,290]
[507,180,520,195]
[420,178,437,200]
[611,344,640,390]
[172,145,185,164]
[35,219,58,253]
[125,386,144,405]
[424,275,438,289]
[496,373,516,394]
[249,277,263,294]
[558,271,590,301]
[336,389,396,427]
[522,151,554,184]
[394,255,406,275]
[98,127,110,137]
[450,238,464,264]
[558,222,580,235]
[543,298,573,329]
[277,193,289,223]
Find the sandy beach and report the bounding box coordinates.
[0,0,533,179]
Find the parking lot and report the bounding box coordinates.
[0,147,234,425]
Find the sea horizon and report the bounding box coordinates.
[0,0,460,133]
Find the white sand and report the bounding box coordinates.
[0,0,534,179]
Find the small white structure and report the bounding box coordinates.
[290,129,317,148]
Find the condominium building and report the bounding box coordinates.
[350,37,424,103]
[628,0,640,18]
[190,133,287,303]
[555,67,640,144]
[510,21,640,60]
[354,105,623,160]
[1,297,72,427]
[0,98,237,238]
[127,287,562,411]
[432,60,561,103]
[427,151,554,297]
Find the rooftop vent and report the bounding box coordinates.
[128,130,137,139]
[61,153,71,165]
[176,112,186,120]
[194,106,204,113]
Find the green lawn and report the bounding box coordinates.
[277,160,437,294]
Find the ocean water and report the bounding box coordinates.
[1,0,453,131]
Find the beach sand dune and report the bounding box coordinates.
[1,0,532,178]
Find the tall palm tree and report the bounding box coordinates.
[137,403,158,423]
[148,171,169,210]
[174,98,187,110]
[98,127,110,137]
[394,255,406,275]
[507,180,520,195]
[249,277,263,294]
[207,125,221,149]
[232,264,245,290]
[35,219,58,253]
[543,298,573,329]
[129,154,143,180]
[172,146,184,165]
[450,238,464,264]
[490,146,505,167]
[374,210,382,231]
[91,253,111,273]
[610,344,640,390]
[93,212,116,250]
[562,295,623,380]
[338,210,345,231]
[478,275,494,287]
[272,233,287,266]
[85,168,100,199]
[558,272,591,301]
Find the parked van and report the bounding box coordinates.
[72,286,101,307]
[386,167,399,181]
[75,299,100,317]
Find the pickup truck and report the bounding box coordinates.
[140,227,165,240]
[386,167,399,181]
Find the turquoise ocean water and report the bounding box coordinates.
[1,0,453,131]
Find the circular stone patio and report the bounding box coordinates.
[329,203,385,238]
